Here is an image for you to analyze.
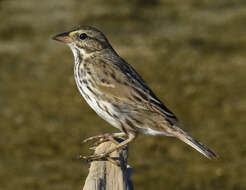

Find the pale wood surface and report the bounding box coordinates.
[82,141,134,190]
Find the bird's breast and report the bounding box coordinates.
[73,60,121,130]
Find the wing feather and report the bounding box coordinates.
[90,56,178,123]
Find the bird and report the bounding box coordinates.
[52,26,216,161]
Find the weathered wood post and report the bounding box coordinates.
[82,141,134,190]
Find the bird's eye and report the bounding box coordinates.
[79,33,87,40]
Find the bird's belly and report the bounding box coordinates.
[75,80,121,130]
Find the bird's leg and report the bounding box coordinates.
[83,133,135,161]
[82,132,126,146]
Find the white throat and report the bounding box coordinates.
[68,43,83,63]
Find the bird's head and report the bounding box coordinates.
[52,26,111,55]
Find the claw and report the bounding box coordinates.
[81,132,130,165]
[92,139,106,147]
[80,153,120,166]
[82,133,122,147]
[82,153,109,161]
[92,136,119,147]
[77,154,83,160]
[82,133,112,144]
[82,137,96,144]
[89,146,97,150]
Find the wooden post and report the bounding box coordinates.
[82,141,134,190]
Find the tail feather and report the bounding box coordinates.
[170,126,217,159]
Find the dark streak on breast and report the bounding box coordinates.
[87,85,96,95]
[104,106,113,117]
[96,101,103,110]
[88,79,95,87]
[113,114,119,119]
[78,86,91,100]
[82,79,88,84]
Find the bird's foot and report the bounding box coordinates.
[82,133,113,144]
[82,143,126,160]
[82,153,109,161]
[80,132,130,166]
[82,133,126,147]
[80,153,120,166]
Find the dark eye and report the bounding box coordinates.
[79,33,87,40]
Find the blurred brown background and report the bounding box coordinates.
[1,0,246,189]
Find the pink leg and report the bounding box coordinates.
[82,132,126,144]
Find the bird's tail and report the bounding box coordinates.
[169,125,217,159]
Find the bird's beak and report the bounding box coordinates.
[52,32,73,43]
